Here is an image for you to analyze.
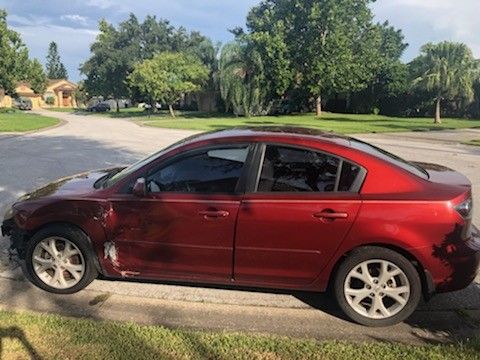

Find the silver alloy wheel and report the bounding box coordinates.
[344,259,410,319]
[32,237,85,290]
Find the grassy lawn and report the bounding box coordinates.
[120,110,480,134]
[464,139,480,146]
[0,310,478,360]
[0,110,59,132]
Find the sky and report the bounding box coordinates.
[1,0,479,82]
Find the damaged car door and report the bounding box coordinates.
[103,145,252,281]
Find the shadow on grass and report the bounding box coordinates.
[0,327,42,359]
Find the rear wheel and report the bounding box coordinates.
[333,246,421,327]
[25,225,98,294]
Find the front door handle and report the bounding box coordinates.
[199,210,230,219]
[313,210,348,220]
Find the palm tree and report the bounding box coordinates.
[411,42,478,124]
[219,42,268,117]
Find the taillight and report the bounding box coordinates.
[455,197,473,219]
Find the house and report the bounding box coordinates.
[14,82,43,108]
[44,79,77,108]
[0,79,77,109]
[0,88,12,108]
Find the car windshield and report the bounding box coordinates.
[349,139,429,179]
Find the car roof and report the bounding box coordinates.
[182,126,353,148]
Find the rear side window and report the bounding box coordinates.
[256,145,364,193]
[338,162,362,191]
[148,147,249,193]
[257,145,340,192]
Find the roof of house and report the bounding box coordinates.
[47,79,77,88]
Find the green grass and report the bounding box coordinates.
[133,111,480,134]
[0,109,60,132]
[463,139,480,147]
[66,108,480,134]
[0,309,478,359]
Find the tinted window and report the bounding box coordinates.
[338,162,362,191]
[257,145,340,192]
[148,147,248,193]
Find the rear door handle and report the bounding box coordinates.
[199,210,230,219]
[313,211,348,220]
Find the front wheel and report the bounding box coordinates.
[25,225,98,294]
[333,246,421,327]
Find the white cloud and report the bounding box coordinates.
[372,0,480,59]
[61,14,89,26]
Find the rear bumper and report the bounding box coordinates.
[434,228,480,293]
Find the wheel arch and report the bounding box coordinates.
[327,243,435,300]
[25,221,104,274]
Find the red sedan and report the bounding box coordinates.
[2,127,479,326]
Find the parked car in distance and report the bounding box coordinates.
[13,97,33,111]
[87,102,111,112]
[2,127,479,327]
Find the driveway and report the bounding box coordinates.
[0,110,479,342]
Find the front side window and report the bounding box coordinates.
[148,147,249,193]
[257,145,340,192]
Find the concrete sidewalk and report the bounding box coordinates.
[0,277,478,344]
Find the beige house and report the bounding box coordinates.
[44,79,78,108]
[0,88,12,108]
[14,82,43,108]
[0,79,77,109]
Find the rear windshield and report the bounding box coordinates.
[349,139,429,179]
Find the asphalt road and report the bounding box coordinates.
[0,110,479,341]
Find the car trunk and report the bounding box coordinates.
[413,162,471,188]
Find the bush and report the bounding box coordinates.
[0,108,17,114]
[45,96,55,105]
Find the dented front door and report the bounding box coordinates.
[103,193,241,281]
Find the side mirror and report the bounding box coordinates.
[132,177,147,197]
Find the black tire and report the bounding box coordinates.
[24,224,98,294]
[333,246,421,327]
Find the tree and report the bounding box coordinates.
[81,14,216,111]
[245,0,381,117]
[219,41,271,117]
[46,41,68,79]
[238,20,294,108]
[0,10,47,95]
[349,22,409,114]
[26,58,47,94]
[128,52,209,117]
[411,42,478,124]
[0,10,30,94]
[74,81,88,108]
[80,19,131,112]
